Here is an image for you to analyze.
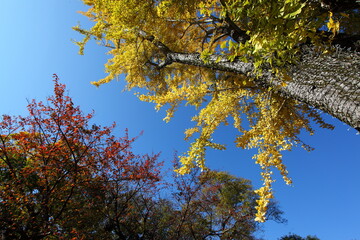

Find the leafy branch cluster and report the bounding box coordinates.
[73,0,359,221]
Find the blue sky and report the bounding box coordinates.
[1,1,359,239]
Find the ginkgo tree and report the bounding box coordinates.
[74,0,360,221]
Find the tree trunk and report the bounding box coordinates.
[165,47,360,131]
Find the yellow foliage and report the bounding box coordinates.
[327,12,340,36]
[74,0,341,221]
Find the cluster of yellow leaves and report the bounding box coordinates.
[75,0,340,222]
[327,11,340,36]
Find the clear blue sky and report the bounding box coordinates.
[1,1,359,239]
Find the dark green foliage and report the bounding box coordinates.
[279,233,320,240]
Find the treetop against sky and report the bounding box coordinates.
[74,0,360,222]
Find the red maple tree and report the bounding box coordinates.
[0,75,161,239]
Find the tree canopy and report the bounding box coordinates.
[74,0,360,221]
[279,233,320,240]
[0,75,161,239]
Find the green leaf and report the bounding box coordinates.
[283,3,305,19]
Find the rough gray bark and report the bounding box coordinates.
[286,48,360,131]
[163,49,360,131]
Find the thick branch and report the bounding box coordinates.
[219,0,250,43]
[168,52,253,74]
